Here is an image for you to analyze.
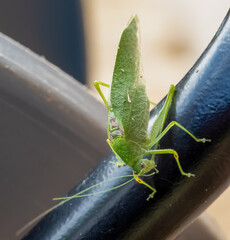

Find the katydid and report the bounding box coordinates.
[94,15,211,200]
[16,16,212,236]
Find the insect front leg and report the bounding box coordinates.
[133,172,157,200]
[146,149,195,177]
[94,81,112,111]
[106,139,126,167]
[151,121,211,148]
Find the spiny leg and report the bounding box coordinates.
[106,139,125,167]
[94,81,111,111]
[146,149,195,177]
[133,172,157,200]
[151,121,211,148]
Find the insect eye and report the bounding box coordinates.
[141,162,146,168]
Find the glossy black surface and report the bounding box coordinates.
[23,10,230,240]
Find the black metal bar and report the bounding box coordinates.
[22,9,230,240]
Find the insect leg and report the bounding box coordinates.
[143,170,159,177]
[106,139,126,167]
[146,149,194,177]
[133,172,157,200]
[149,85,175,145]
[151,121,211,147]
[94,81,111,110]
[150,101,157,106]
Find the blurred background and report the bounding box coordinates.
[0,0,229,239]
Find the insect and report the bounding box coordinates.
[16,16,211,236]
[93,15,211,200]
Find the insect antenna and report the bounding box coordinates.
[16,174,134,237]
[53,174,134,200]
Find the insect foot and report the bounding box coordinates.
[198,138,211,143]
[147,189,157,201]
[184,172,195,178]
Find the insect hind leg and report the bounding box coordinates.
[151,121,211,148]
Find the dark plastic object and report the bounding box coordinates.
[0,33,108,239]
[21,9,230,240]
[0,0,86,83]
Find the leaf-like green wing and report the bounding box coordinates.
[110,16,149,145]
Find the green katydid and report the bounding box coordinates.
[93,15,211,200]
[16,16,211,236]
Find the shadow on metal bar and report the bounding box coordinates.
[0,8,229,240]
